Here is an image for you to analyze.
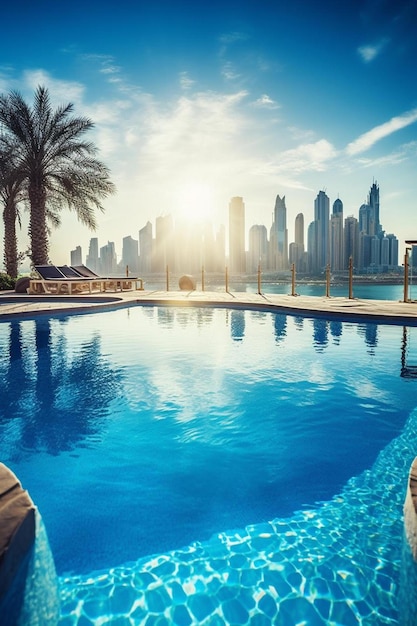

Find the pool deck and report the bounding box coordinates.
[1,288,417,324]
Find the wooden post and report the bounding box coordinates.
[404,250,410,303]
[291,263,296,296]
[325,264,330,298]
[257,263,262,295]
[126,265,129,277]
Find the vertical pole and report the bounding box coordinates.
[257,263,261,295]
[166,265,169,292]
[291,263,296,296]
[225,266,229,292]
[325,264,330,298]
[126,265,129,277]
[404,250,409,303]
[348,256,353,299]
[202,266,205,292]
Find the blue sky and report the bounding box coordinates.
[1,0,416,266]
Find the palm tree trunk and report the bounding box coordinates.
[3,198,18,278]
[28,182,49,266]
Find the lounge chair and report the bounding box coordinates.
[29,265,99,295]
[71,265,144,291]
[28,265,144,294]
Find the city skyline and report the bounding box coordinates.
[0,1,416,268]
[72,180,400,276]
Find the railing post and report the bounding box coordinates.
[291,263,296,296]
[166,265,169,291]
[404,250,410,303]
[348,257,353,299]
[126,265,129,277]
[225,266,229,292]
[257,263,262,295]
[202,265,205,292]
[325,264,330,298]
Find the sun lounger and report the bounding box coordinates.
[28,265,144,294]
[28,265,99,295]
[71,265,144,291]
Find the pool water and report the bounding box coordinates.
[1,305,417,624]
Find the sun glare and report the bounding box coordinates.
[176,182,213,223]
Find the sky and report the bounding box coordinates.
[0,0,416,268]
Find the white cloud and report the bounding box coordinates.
[357,38,389,62]
[22,69,85,106]
[346,108,417,155]
[179,72,195,90]
[221,61,241,81]
[219,31,249,45]
[351,141,417,168]
[252,94,280,109]
[274,139,338,174]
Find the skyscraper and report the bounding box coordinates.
[369,181,381,236]
[289,213,305,270]
[122,235,139,273]
[270,195,288,271]
[154,214,175,273]
[330,198,344,271]
[313,190,330,273]
[99,241,117,274]
[139,221,153,273]
[248,224,268,273]
[294,212,304,246]
[344,216,359,268]
[229,197,246,274]
[86,237,99,272]
[70,245,82,266]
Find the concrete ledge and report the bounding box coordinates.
[0,463,36,598]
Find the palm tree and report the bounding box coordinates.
[0,86,115,266]
[0,146,25,278]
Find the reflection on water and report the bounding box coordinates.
[0,306,417,577]
[401,326,417,378]
[0,317,122,458]
[230,310,245,341]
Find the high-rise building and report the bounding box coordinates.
[307,221,316,274]
[369,181,381,236]
[139,221,153,273]
[229,197,246,274]
[386,234,398,267]
[99,241,117,274]
[344,216,359,268]
[289,213,305,270]
[248,224,268,273]
[312,190,330,274]
[86,237,99,272]
[154,215,175,273]
[294,213,304,246]
[330,198,344,271]
[214,224,226,272]
[70,245,82,266]
[122,235,139,274]
[270,195,288,271]
[202,221,217,273]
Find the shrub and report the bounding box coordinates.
[0,273,16,290]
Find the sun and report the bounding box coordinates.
[176,182,213,223]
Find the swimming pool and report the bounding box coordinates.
[1,305,417,624]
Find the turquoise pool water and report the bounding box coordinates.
[1,305,417,624]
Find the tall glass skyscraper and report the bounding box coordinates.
[228,197,246,274]
[270,195,288,270]
[313,190,330,273]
